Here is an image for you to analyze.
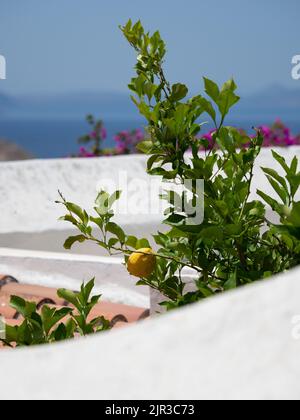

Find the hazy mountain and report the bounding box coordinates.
[0,92,14,114]
[0,85,299,122]
[0,91,137,120]
[0,138,33,161]
[231,85,300,122]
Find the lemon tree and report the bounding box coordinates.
[58,21,300,310]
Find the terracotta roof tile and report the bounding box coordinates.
[0,274,150,348]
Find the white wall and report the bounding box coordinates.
[1,148,299,237]
[1,151,300,399]
[0,266,300,400]
[0,149,299,306]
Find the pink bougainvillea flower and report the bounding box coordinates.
[90,131,97,139]
[135,129,144,141]
[114,135,121,143]
[78,147,96,158]
[120,130,129,137]
[116,144,127,154]
[200,121,300,151]
[260,126,272,138]
[101,127,107,140]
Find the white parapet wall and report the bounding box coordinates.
[0,148,299,237]
[0,153,170,233]
[1,150,300,398]
[0,148,300,306]
[0,265,300,400]
[0,154,162,306]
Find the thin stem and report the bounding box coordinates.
[207,116,225,158]
[88,234,224,282]
[158,64,171,100]
[238,158,257,223]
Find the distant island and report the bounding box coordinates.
[0,85,300,121]
[0,84,299,159]
[0,139,33,161]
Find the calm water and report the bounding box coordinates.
[1,118,300,159]
[0,118,144,159]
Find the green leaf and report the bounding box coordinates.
[217,89,240,119]
[10,296,26,317]
[165,213,186,225]
[203,77,220,102]
[144,82,158,101]
[147,154,164,171]
[221,79,238,92]
[136,238,151,249]
[199,226,223,243]
[287,202,300,227]
[65,202,85,222]
[95,191,110,215]
[126,236,138,249]
[42,307,72,335]
[287,174,300,199]
[261,167,288,192]
[59,215,78,227]
[54,323,67,341]
[218,127,236,153]
[257,190,281,213]
[198,97,216,123]
[224,271,237,290]
[137,140,153,154]
[5,325,18,343]
[90,216,103,229]
[266,176,288,204]
[170,83,188,102]
[224,224,243,238]
[57,289,80,310]
[64,235,86,250]
[108,238,119,248]
[272,150,289,174]
[291,156,298,175]
[83,279,95,302]
[108,191,122,209]
[65,319,76,338]
[106,222,126,244]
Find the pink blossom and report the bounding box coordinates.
[135,129,144,141]
[116,144,127,154]
[200,121,300,151]
[120,130,129,137]
[90,131,97,139]
[101,127,107,140]
[260,126,272,138]
[78,147,96,158]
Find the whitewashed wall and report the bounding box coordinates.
[1,148,299,237]
[0,150,300,399]
[0,266,300,400]
[0,149,299,305]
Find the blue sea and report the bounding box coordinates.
[1,118,300,159]
[0,118,145,159]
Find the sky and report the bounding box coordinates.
[0,0,300,96]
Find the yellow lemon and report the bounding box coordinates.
[127,248,156,278]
